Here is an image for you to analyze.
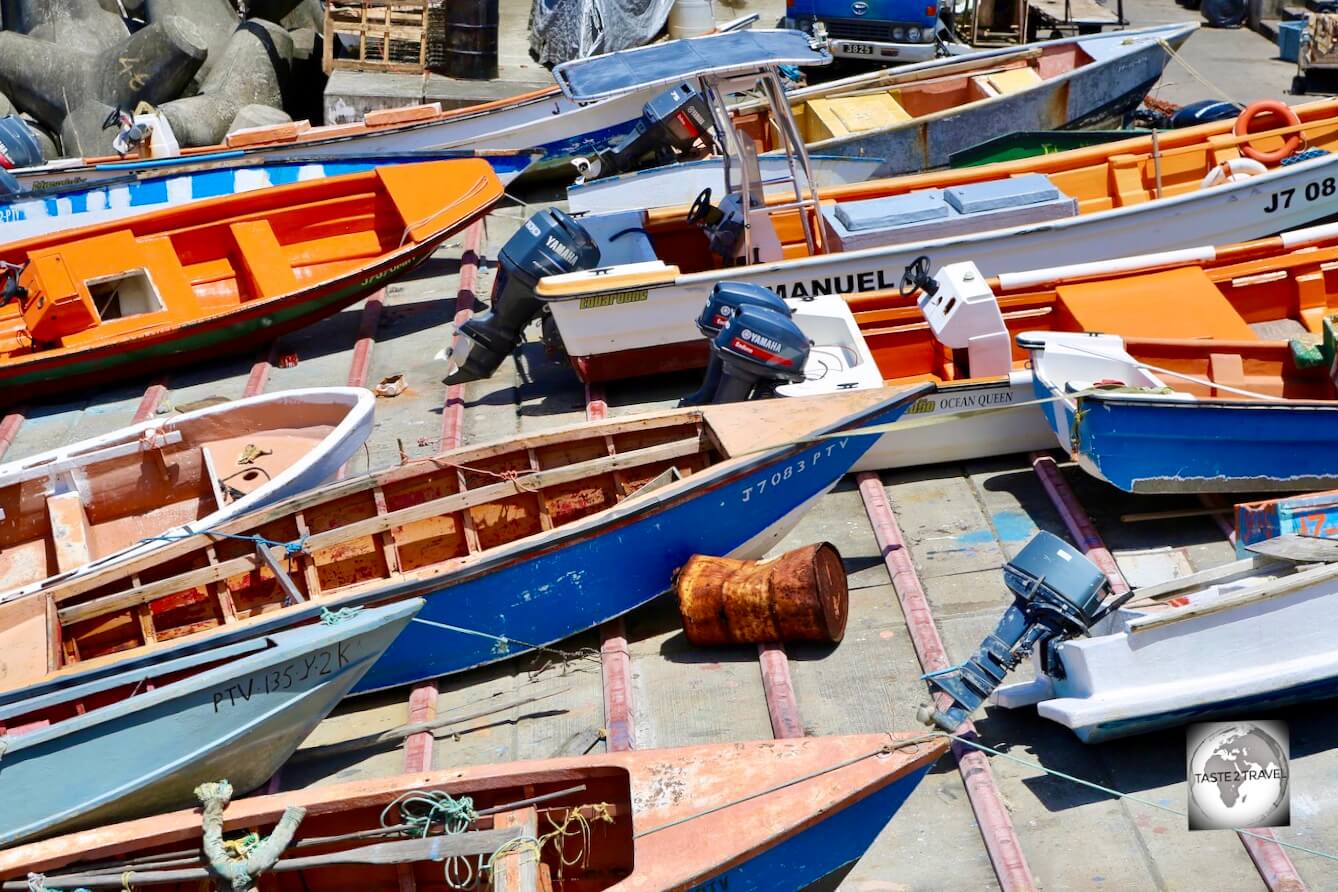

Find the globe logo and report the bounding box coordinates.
[1187,721,1290,831]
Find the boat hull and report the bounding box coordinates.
[807,24,1192,176]
[0,153,531,241]
[547,148,1338,381]
[996,567,1338,742]
[17,87,650,193]
[0,600,420,847]
[1062,396,1338,494]
[0,387,376,602]
[0,234,441,405]
[348,396,920,691]
[854,372,1050,471]
[686,762,934,892]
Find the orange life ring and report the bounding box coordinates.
[1233,100,1302,165]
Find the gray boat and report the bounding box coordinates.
[0,599,422,848]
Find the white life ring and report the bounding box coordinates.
[1201,157,1269,189]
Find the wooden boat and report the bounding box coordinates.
[0,387,375,604]
[993,546,1338,742]
[561,24,1190,213]
[1024,328,1338,493]
[1237,489,1338,554]
[0,599,421,848]
[0,732,946,889]
[0,386,929,694]
[0,158,501,405]
[732,23,1194,177]
[0,151,534,242]
[521,97,1338,384]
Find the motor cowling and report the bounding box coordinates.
[919,531,1109,732]
[711,306,810,404]
[446,208,599,382]
[580,83,712,181]
[681,282,792,406]
[0,116,41,171]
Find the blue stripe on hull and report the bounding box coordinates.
[352,409,906,691]
[686,765,935,892]
[1081,672,1338,742]
[1076,398,1338,493]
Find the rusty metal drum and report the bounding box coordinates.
[675,542,848,645]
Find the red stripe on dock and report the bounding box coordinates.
[346,290,385,389]
[757,642,804,738]
[858,471,1036,892]
[131,380,168,423]
[1030,453,1129,596]
[1030,454,1306,892]
[438,222,484,454]
[586,384,638,751]
[404,226,485,779]
[0,408,26,461]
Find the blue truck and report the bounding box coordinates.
[781,0,966,62]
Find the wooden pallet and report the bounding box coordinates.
[323,0,430,75]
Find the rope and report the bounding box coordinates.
[1156,38,1240,106]
[138,530,308,556]
[380,789,479,837]
[411,616,601,664]
[195,780,305,892]
[320,606,364,625]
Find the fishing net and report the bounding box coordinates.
[528,0,677,65]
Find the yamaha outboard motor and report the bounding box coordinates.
[710,306,810,403]
[576,83,712,181]
[446,208,600,382]
[0,116,41,171]
[681,282,792,405]
[919,531,1112,732]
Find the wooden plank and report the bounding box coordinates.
[370,486,403,573]
[205,545,238,623]
[59,555,257,625]
[525,449,555,531]
[255,542,306,606]
[456,469,483,555]
[1244,534,1338,563]
[492,807,538,892]
[292,512,325,596]
[303,436,702,554]
[0,431,182,489]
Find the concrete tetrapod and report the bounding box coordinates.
[144,0,245,89]
[2,0,126,52]
[160,18,293,147]
[0,16,207,154]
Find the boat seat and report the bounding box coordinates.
[46,490,92,575]
[1208,352,1246,397]
[581,211,658,268]
[1055,267,1258,341]
[823,174,1077,252]
[231,220,299,298]
[805,93,911,141]
[971,66,1043,98]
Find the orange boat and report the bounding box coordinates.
[0,159,502,405]
[0,734,946,890]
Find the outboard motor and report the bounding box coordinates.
[0,116,41,171]
[681,282,792,405]
[710,306,810,403]
[575,83,712,181]
[446,208,599,382]
[919,531,1112,732]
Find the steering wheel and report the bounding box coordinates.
[686,187,713,226]
[900,255,933,298]
[0,261,26,306]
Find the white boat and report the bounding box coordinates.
[566,154,886,213]
[994,548,1338,742]
[0,387,375,602]
[477,66,1338,387]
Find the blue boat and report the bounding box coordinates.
[26,386,931,694]
[0,150,535,243]
[0,599,422,848]
[0,733,947,889]
[1022,330,1338,494]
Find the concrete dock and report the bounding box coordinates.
[9,5,1335,891]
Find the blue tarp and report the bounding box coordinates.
[553,28,830,101]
